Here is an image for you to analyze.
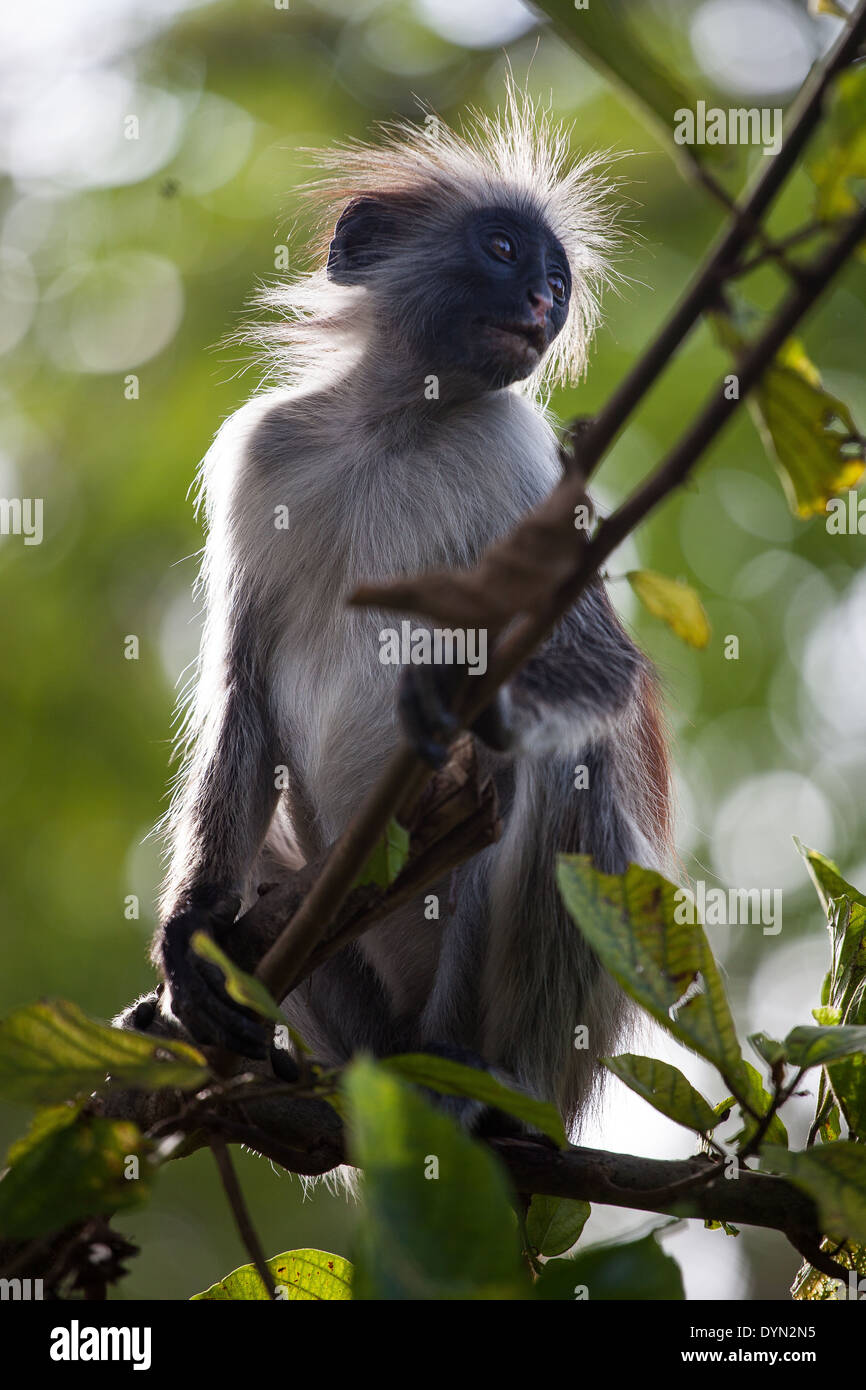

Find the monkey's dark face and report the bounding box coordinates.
[439,205,572,388]
[327,195,572,393]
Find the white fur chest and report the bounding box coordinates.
[240,387,561,839]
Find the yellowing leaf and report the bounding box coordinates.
[714,319,866,518]
[752,341,866,518]
[626,570,710,648]
[0,1114,149,1239]
[807,66,866,220]
[193,1249,353,1301]
[556,858,756,1111]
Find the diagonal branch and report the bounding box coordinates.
[256,198,866,1007]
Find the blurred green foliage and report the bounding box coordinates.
[1,0,864,1299]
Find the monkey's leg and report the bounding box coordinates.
[157,657,285,1058]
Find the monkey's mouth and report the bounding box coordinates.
[479,318,548,360]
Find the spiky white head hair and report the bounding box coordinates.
[253,83,623,396]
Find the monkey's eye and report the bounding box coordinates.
[548,272,567,304]
[488,233,516,262]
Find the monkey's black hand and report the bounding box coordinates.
[161,894,270,1059]
[398,665,514,767]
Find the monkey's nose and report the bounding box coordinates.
[527,286,553,323]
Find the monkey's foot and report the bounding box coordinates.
[161,898,271,1059]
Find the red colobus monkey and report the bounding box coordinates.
[126,89,671,1135]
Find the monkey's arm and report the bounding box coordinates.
[155,628,282,1057]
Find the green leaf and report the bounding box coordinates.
[783,1025,866,1070]
[535,1233,685,1300]
[525,1195,590,1258]
[535,1,725,168]
[825,989,866,1141]
[749,1032,787,1067]
[713,317,866,518]
[603,1054,720,1134]
[827,900,866,1019]
[704,1218,740,1237]
[794,839,866,916]
[381,1053,566,1147]
[343,1058,528,1300]
[763,1143,866,1246]
[5,1102,84,1166]
[729,1061,788,1150]
[0,1000,209,1106]
[806,65,866,221]
[794,1234,863,1301]
[190,933,283,1026]
[0,1113,149,1238]
[556,858,753,1104]
[735,332,864,518]
[806,895,866,1140]
[352,818,410,890]
[192,1249,353,1301]
[626,571,710,648]
[813,1006,843,1026]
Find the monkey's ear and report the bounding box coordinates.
[326,196,404,284]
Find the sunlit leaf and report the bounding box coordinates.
[191,932,282,1026]
[0,1000,209,1106]
[603,1054,720,1133]
[557,858,754,1105]
[192,1249,353,1301]
[794,839,866,916]
[794,1235,863,1301]
[626,571,710,648]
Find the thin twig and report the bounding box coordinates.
[210,1140,276,1298]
